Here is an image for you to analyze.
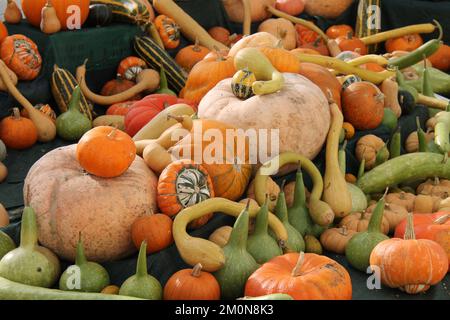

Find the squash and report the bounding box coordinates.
[20,104,57,125]
[231,69,256,99]
[380,77,402,118]
[0,63,18,92]
[320,227,357,254]
[0,229,15,260]
[327,25,354,40]
[222,0,275,23]
[258,46,302,73]
[131,213,173,253]
[208,27,233,46]
[86,4,113,27]
[4,0,21,24]
[92,116,125,131]
[355,134,386,170]
[101,76,143,101]
[304,235,322,254]
[244,252,352,300]
[405,131,434,153]
[228,32,280,57]
[413,195,441,214]
[339,211,389,235]
[336,32,368,55]
[0,108,38,150]
[23,145,158,262]
[208,226,232,248]
[175,40,210,73]
[247,177,280,212]
[428,44,450,72]
[322,93,352,218]
[386,34,423,53]
[0,22,7,44]
[366,202,408,232]
[106,101,135,116]
[347,182,368,213]
[385,192,416,212]
[90,0,153,24]
[257,18,296,50]
[417,177,450,199]
[101,285,119,295]
[117,57,147,82]
[40,1,62,35]
[303,0,353,19]
[142,141,176,174]
[370,213,448,294]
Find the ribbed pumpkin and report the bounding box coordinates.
[304,0,353,19]
[22,0,90,30]
[175,40,211,73]
[100,76,143,101]
[106,101,136,116]
[0,108,38,150]
[117,56,147,82]
[258,47,302,73]
[131,213,173,254]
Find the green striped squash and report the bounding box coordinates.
[231,69,255,100]
[355,0,381,53]
[133,36,187,93]
[91,0,151,24]
[51,65,94,121]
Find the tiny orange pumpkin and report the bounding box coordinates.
[154,15,181,50]
[131,212,174,254]
[0,108,38,150]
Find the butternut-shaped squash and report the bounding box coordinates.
[380,77,402,118]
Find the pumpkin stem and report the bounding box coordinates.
[404,213,416,240]
[433,214,450,225]
[191,263,203,277]
[75,232,87,266]
[340,226,348,236]
[192,38,201,52]
[291,252,305,277]
[212,46,226,62]
[347,31,353,40]
[12,107,21,120]
[107,127,118,140]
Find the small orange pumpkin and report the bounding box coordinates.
[208,26,232,46]
[154,15,180,50]
[385,34,423,53]
[100,75,143,101]
[163,263,221,300]
[106,101,136,116]
[0,22,8,44]
[76,126,136,178]
[298,37,330,56]
[175,40,211,73]
[259,46,302,73]
[0,108,38,149]
[117,56,147,82]
[342,122,355,139]
[326,24,354,39]
[335,32,367,55]
[131,212,173,254]
[428,44,450,72]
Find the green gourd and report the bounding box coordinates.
[375,143,389,166]
[347,182,368,213]
[338,140,347,175]
[0,139,6,162]
[0,230,15,260]
[345,190,390,272]
[287,165,325,238]
[272,182,305,252]
[119,241,162,300]
[156,68,177,96]
[59,233,110,293]
[247,196,282,264]
[381,108,398,133]
[213,202,260,300]
[56,85,92,141]
[422,59,441,117]
[416,117,428,152]
[357,158,365,181]
[389,127,401,159]
[0,207,61,288]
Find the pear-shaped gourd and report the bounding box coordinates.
[56,85,92,141]
[0,139,6,162]
[0,207,61,288]
[4,0,22,24]
[304,235,322,255]
[287,165,325,238]
[59,233,110,293]
[0,230,15,260]
[271,183,305,252]
[214,202,260,300]
[40,0,62,34]
[345,189,390,272]
[119,241,162,300]
[247,196,282,264]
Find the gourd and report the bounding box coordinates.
[56,86,92,141]
[0,60,56,143]
[304,0,353,19]
[0,203,9,227]
[4,0,22,24]
[247,177,280,211]
[209,226,232,248]
[155,69,176,96]
[385,192,415,212]
[100,76,143,101]
[366,202,408,232]
[355,135,386,170]
[239,293,293,300]
[247,197,283,263]
[119,241,162,300]
[275,0,305,16]
[0,231,15,260]
[322,93,352,218]
[231,69,256,100]
[0,108,38,150]
[304,235,322,254]
[76,60,160,105]
[339,211,390,235]
[154,15,180,50]
[0,207,61,288]
[164,263,220,300]
[92,115,125,131]
[59,234,110,293]
[0,63,18,92]
[370,213,448,294]
[40,1,62,35]
[0,141,6,163]
[345,191,390,272]
[228,32,280,57]
[417,177,450,199]
[381,77,402,118]
[320,227,356,254]
[213,202,260,300]
[131,213,173,253]
[101,285,119,295]
[142,141,175,174]
[413,194,441,214]
[347,183,368,213]
[106,101,134,116]
[335,32,368,55]
[117,56,147,82]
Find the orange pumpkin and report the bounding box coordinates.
[428,44,450,72]
[180,51,236,106]
[342,81,384,130]
[291,48,321,55]
[370,213,448,294]
[385,34,423,53]
[131,213,173,254]
[21,104,57,124]
[154,15,180,50]
[208,26,232,46]
[22,0,90,30]
[175,40,211,73]
[76,126,137,178]
[0,108,38,150]
[342,122,355,139]
[0,35,42,81]
[299,37,329,56]
[295,24,319,46]
[0,22,8,44]
[117,56,147,82]
[258,47,301,73]
[326,24,354,39]
[244,252,352,300]
[335,32,367,55]
[163,263,221,300]
[101,76,143,101]
[106,101,136,116]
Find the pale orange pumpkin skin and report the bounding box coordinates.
[131,213,173,254]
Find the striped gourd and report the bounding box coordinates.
[231,69,255,100]
[51,66,94,121]
[91,0,151,24]
[355,0,381,53]
[134,36,187,93]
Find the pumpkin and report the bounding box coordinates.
[0,35,42,81]
[244,252,352,300]
[366,202,408,232]
[247,177,280,211]
[342,122,355,140]
[208,27,232,46]
[154,15,180,50]
[335,32,367,55]
[428,44,450,72]
[275,0,305,16]
[117,57,147,82]
[157,159,214,228]
[0,22,8,44]
[209,226,232,247]
[24,144,158,262]
[131,213,173,253]
[342,82,384,130]
[197,73,331,164]
[297,63,342,110]
[228,32,280,57]
[326,24,354,39]
[257,18,297,50]
[175,40,210,73]
[370,213,448,294]
[0,108,38,150]
[413,194,442,214]
[304,0,353,19]
[40,0,62,35]
[385,192,416,212]
[298,37,329,56]
[355,134,386,170]
[106,101,136,116]
[231,69,256,100]
[385,34,423,53]
[22,0,90,30]
[405,131,434,153]
[394,212,450,268]
[0,162,7,184]
[100,76,143,101]
[258,47,302,73]
[163,263,220,300]
[291,48,320,55]
[417,178,450,199]
[222,0,275,23]
[339,211,390,235]
[320,226,357,254]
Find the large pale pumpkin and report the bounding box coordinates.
[23,145,158,263]
[198,73,330,163]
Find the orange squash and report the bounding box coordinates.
[385,34,423,53]
[0,108,38,150]
[106,101,136,116]
[100,76,143,101]
[291,48,320,55]
[131,213,173,253]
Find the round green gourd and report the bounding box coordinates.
[347,182,368,212]
[213,202,260,300]
[56,85,92,141]
[0,139,6,162]
[0,207,61,288]
[0,230,15,260]
[247,197,282,264]
[59,234,110,293]
[119,241,162,300]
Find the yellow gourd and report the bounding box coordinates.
[0,64,18,92]
[40,0,61,35]
[4,0,22,24]
[142,141,175,174]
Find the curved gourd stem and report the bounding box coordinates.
[241,0,252,36]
